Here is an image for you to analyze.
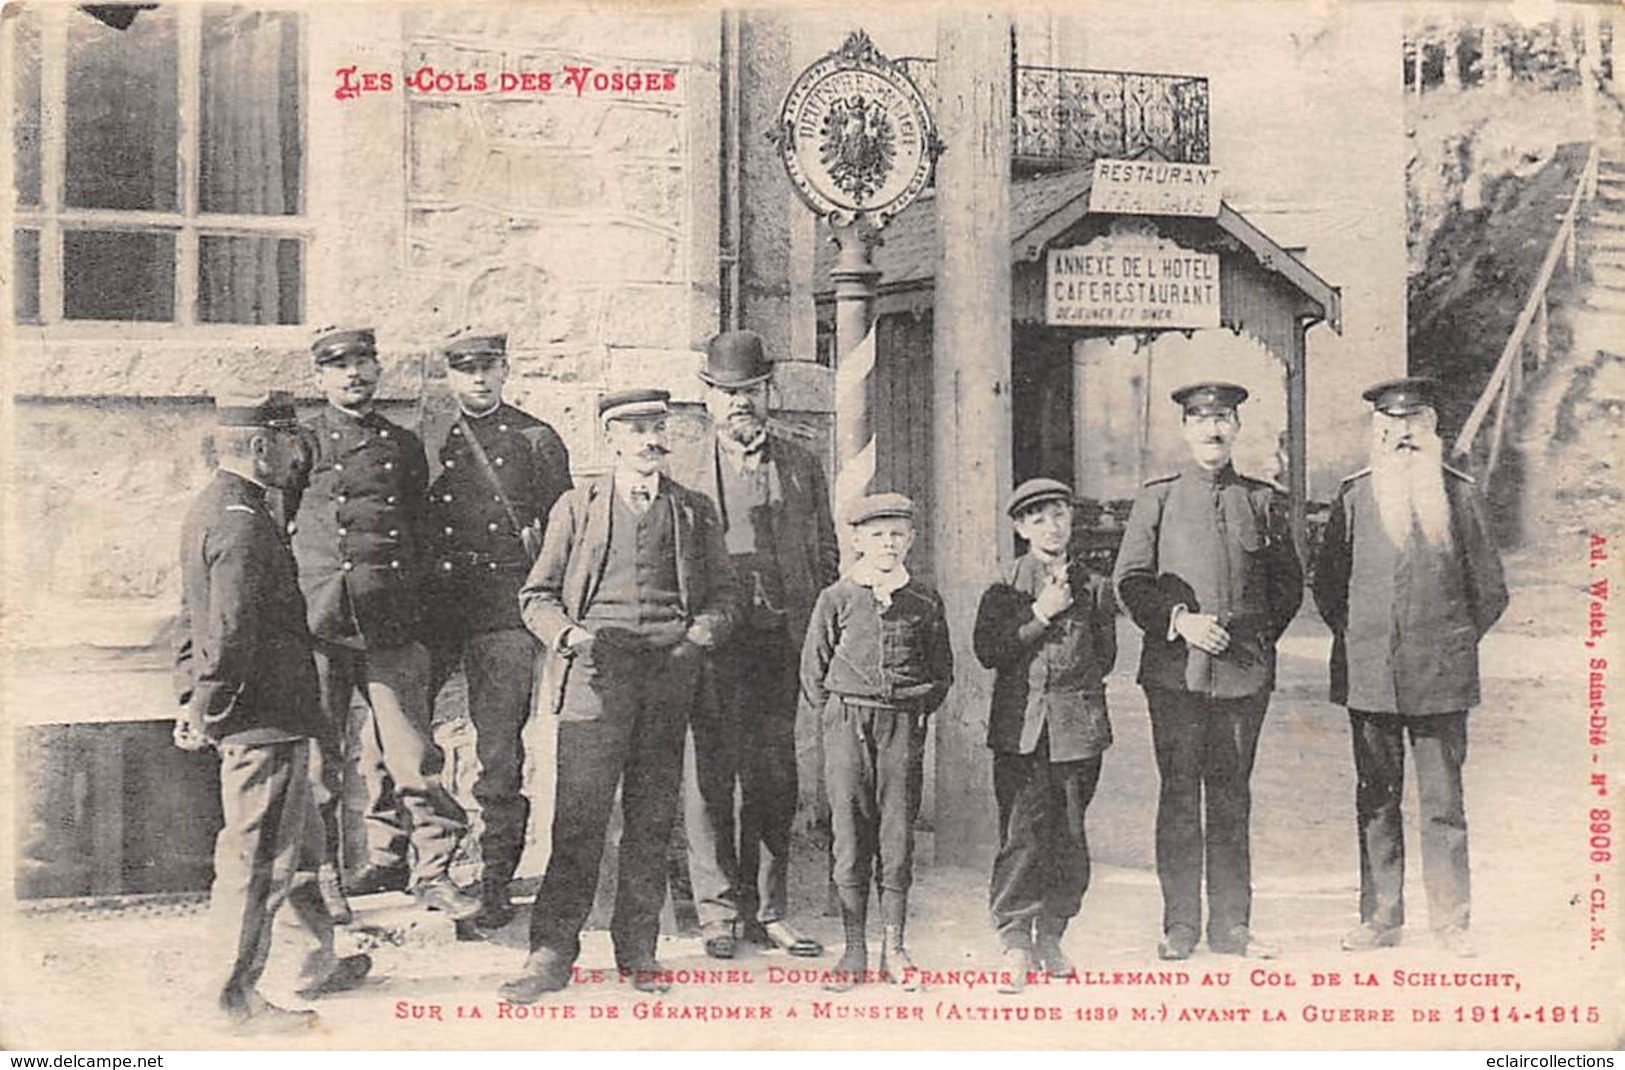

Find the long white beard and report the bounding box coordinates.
[1370,428,1453,551]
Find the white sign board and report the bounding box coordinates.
[1089,158,1222,217]
[1046,237,1221,329]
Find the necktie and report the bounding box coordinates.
[630,485,652,514]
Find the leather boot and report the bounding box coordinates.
[1035,916,1075,978]
[823,886,869,993]
[878,891,921,991]
[473,874,516,930]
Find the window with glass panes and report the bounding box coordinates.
[10,4,305,326]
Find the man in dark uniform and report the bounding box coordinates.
[1313,377,1507,958]
[974,479,1117,991]
[668,329,838,960]
[500,389,737,1003]
[174,390,372,1033]
[290,327,476,920]
[1112,382,1303,961]
[422,332,573,930]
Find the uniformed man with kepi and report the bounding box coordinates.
[1312,377,1507,958]
[669,329,838,960]
[174,389,372,1033]
[500,389,738,1003]
[423,331,573,931]
[1112,382,1303,962]
[290,327,476,921]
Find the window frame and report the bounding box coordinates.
[9,3,313,332]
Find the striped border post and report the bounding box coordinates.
[830,222,882,567]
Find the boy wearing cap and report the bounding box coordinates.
[421,332,573,931]
[501,389,737,1003]
[800,493,954,992]
[1313,377,1506,958]
[974,479,1116,991]
[174,391,372,1032]
[1113,382,1302,962]
[290,327,475,922]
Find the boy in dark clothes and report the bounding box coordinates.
[973,479,1117,993]
[800,493,953,993]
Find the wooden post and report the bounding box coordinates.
[1535,295,1550,369]
[931,10,1014,867]
[1443,23,1461,91]
[1288,321,1310,561]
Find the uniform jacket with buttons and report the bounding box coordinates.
[974,553,1117,762]
[800,577,954,714]
[174,471,324,745]
[1311,465,1507,715]
[286,406,429,649]
[1112,462,1303,699]
[422,403,573,639]
[520,474,739,717]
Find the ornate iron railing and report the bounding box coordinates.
[897,59,1209,171]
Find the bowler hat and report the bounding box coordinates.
[599,388,671,424]
[842,492,915,527]
[1171,381,1248,413]
[1007,478,1074,519]
[1361,376,1439,416]
[311,327,377,365]
[700,330,774,388]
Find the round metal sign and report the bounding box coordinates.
[772,31,940,228]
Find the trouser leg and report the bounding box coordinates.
[684,659,744,928]
[874,707,918,899]
[610,649,699,965]
[1203,694,1267,939]
[464,629,538,886]
[358,641,466,884]
[825,700,878,895]
[1409,712,1471,933]
[1043,754,1103,929]
[1146,688,1205,936]
[738,630,797,925]
[989,749,1048,949]
[1351,710,1408,930]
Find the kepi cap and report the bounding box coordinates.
[700,330,774,388]
[599,388,671,425]
[1007,478,1074,519]
[442,332,508,370]
[311,327,377,365]
[842,492,915,527]
[215,389,299,429]
[1362,376,1439,416]
[1171,381,1248,414]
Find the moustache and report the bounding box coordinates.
[636,445,670,457]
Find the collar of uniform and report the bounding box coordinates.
[219,468,269,502]
[461,400,504,421]
[1184,460,1236,488]
[327,402,382,428]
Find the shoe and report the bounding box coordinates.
[498,953,572,1004]
[619,958,672,994]
[473,877,516,930]
[1438,928,1478,958]
[1035,933,1075,979]
[1340,924,1402,952]
[1210,925,1280,959]
[347,861,410,896]
[823,895,870,993]
[1157,926,1198,961]
[998,946,1034,994]
[413,876,482,921]
[219,993,318,1035]
[758,920,824,958]
[317,866,352,926]
[702,920,738,960]
[880,926,922,991]
[295,954,374,1000]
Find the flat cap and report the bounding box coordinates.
[215,389,299,428]
[842,492,915,527]
[1362,376,1439,416]
[442,332,508,369]
[311,327,377,365]
[700,330,774,388]
[1171,381,1248,413]
[599,388,671,424]
[1007,478,1074,519]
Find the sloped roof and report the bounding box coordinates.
[813,168,1341,332]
